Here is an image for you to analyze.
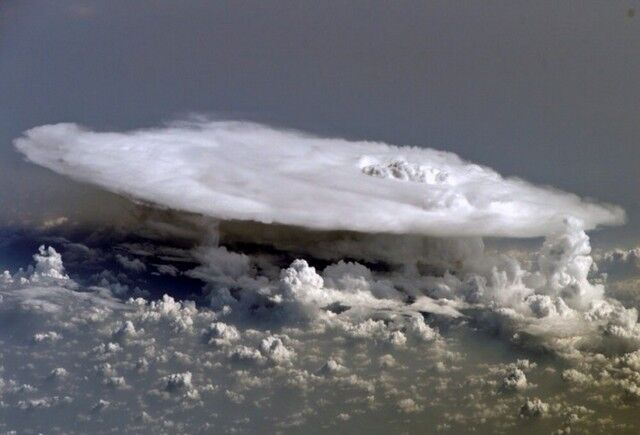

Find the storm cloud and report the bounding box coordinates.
[15,120,624,238]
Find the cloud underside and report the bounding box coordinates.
[14,120,624,237]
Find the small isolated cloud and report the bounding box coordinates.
[115,254,147,273]
[519,397,549,418]
[397,398,422,413]
[155,264,179,277]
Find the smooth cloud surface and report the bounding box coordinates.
[15,121,624,237]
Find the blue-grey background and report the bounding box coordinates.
[1,1,638,247]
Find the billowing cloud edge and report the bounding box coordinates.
[13,120,625,238]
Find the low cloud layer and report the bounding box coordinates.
[1,231,640,433]
[14,120,624,238]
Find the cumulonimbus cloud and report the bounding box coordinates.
[14,120,625,237]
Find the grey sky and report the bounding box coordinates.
[1,1,638,246]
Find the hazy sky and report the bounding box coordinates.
[1,1,638,246]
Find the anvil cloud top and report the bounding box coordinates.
[15,120,624,238]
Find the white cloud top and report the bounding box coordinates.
[15,120,624,237]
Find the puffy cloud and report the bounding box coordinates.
[227,345,264,363]
[260,336,296,365]
[202,322,240,346]
[378,354,396,369]
[17,395,73,410]
[155,264,179,277]
[91,399,110,413]
[596,247,640,280]
[561,369,594,386]
[32,331,63,343]
[362,158,449,184]
[14,120,624,238]
[31,245,69,282]
[318,359,348,376]
[535,219,603,310]
[162,372,193,393]
[501,367,529,391]
[112,320,140,341]
[131,294,209,333]
[47,367,69,381]
[519,397,549,418]
[397,398,422,413]
[115,254,147,273]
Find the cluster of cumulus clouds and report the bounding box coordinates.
[0,244,485,433]
[3,238,637,433]
[1,119,639,433]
